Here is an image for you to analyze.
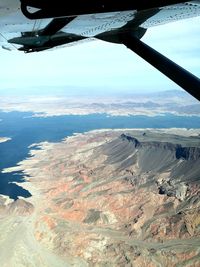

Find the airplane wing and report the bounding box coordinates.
[1,1,199,52]
[0,0,200,100]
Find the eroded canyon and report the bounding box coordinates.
[1,129,200,267]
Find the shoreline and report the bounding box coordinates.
[0,137,11,143]
[0,128,200,266]
[2,127,200,197]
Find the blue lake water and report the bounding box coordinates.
[0,111,200,199]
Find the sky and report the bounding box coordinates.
[0,16,199,95]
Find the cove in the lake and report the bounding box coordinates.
[0,111,200,199]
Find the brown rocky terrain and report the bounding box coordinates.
[1,129,200,266]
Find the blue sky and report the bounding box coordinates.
[0,16,199,95]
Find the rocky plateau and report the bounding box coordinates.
[1,129,200,267]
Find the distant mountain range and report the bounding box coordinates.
[0,89,199,117]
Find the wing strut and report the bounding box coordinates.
[121,33,200,101]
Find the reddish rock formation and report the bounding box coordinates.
[2,130,200,266]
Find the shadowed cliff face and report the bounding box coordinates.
[1,130,200,267]
[106,133,200,178]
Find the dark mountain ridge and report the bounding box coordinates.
[120,133,200,161]
[101,133,200,199]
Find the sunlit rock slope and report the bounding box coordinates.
[1,129,200,267]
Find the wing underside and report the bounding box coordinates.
[0,1,200,51]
